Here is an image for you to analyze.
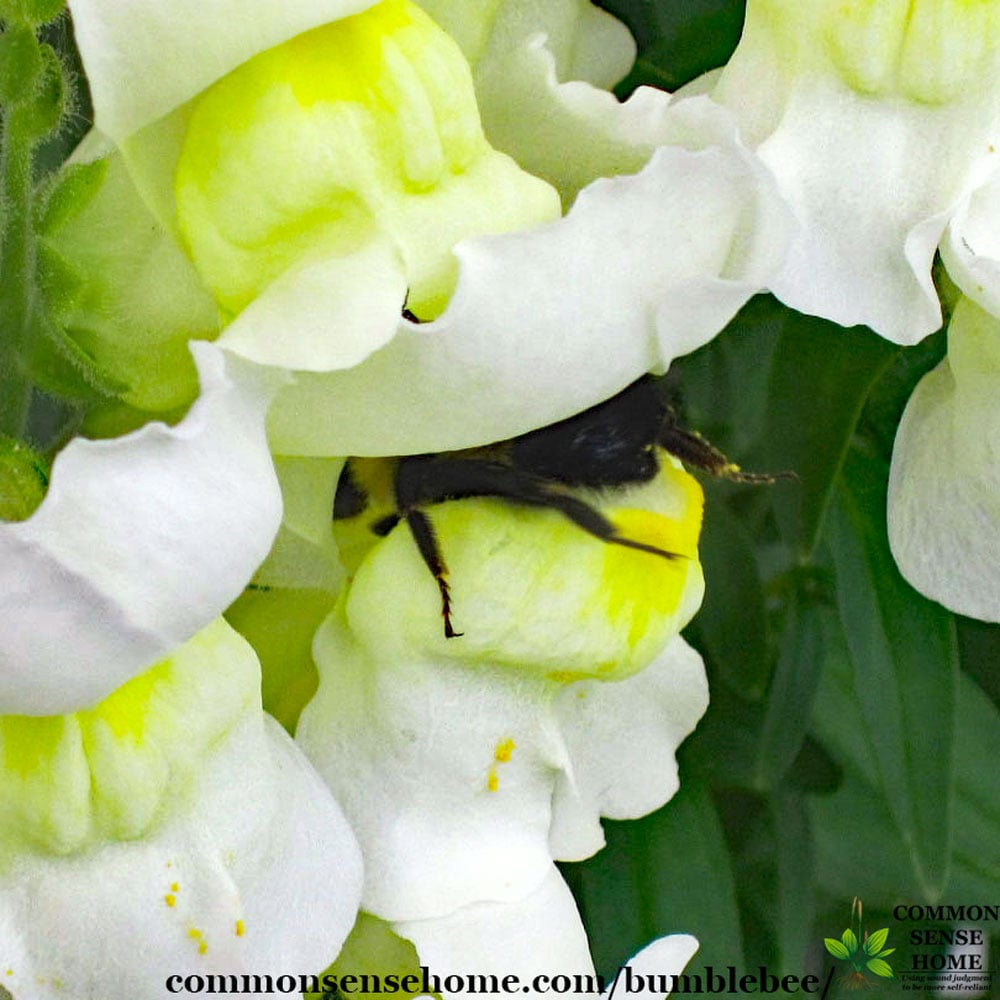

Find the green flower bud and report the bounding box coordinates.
[0,25,41,103]
[0,437,48,522]
[19,42,66,138]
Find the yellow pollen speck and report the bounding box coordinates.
[188,928,202,940]
[170,882,179,892]
[165,894,176,908]
[199,941,208,955]
[494,738,516,763]
[487,769,499,792]
[5,968,12,975]
[235,920,246,937]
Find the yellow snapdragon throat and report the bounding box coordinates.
[747,0,1000,103]
[342,461,705,681]
[0,620,258,862]
[174,0,559,323]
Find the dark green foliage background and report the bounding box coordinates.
[561,3,1000,997]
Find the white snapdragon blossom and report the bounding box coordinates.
[396,872,700,999]
[0,620,362,1000]
[886,164,1000,621]
[709,0,1000,344]
[298,462,708,923]
[63,0,793,456]
[0,344,283,714]
[888,296,1000,621]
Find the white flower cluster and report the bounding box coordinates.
[2,0,997,996]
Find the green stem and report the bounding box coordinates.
[0,87,39,438]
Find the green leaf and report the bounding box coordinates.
[771,790,816,977]
[564,778,742,979]
[877,948,896,958]
[951,675,1000,896]
[753,588,829,787]
[762,315,897,557]
[841,928,858,954]
[866,958,894,979]
[824,938,850,960]
[864,927,890,955]
[824,447,958,899]
[603,0,745,93]
[692,493,770,699]
[810,773,925,905]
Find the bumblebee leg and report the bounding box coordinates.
[397,456,683,563]
[659,417,796,484]
[532,488,683,562]
[404,508,463,639]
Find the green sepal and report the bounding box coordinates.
[35,159,108,233]
[0,435,48,521]
[35,239,83,313]
[18,42,66,140]
[21,308,127,403]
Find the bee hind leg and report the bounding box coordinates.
[537,489,684,562]
[404,508,463,639]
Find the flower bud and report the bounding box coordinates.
[0,438,48,522]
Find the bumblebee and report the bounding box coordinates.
[333,375,789,638]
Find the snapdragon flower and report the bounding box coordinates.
[0,619,362,1000]
[888,293,1000,622]
[0,343,283,714]
[709,0,1000,345]
[880,152,1000,620]
[60,0,793,455]
[393,874,700,998]
[298,461,708,923]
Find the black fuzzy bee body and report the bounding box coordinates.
[334,376,788,637]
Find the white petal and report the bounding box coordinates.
[549,638,709,860]
[68,0,379,141]
[609,935,700,999]
[395,868,597,999]
[419,0,635,90]
[941,162,1000,315]
[0,344,285,715]
[713,19,1000,344]
[419,0,639,200]
[268,142,794,455]
[0,715,361,1000]
[219,235,408,371]
[888,297,1000,620]
[297,608,562,921]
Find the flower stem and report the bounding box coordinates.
[0,99,38,439]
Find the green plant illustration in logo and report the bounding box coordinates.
[824,897,895,986]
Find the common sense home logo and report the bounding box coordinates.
[824,897,895,988]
